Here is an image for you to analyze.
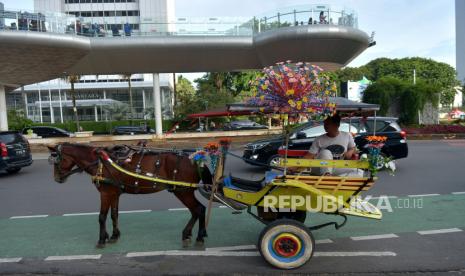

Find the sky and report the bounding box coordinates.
[1,0,457,81]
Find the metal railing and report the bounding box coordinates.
[0,5,359,38]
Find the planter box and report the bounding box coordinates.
[74,131,94,138]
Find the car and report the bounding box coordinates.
[0,131,33,174]
[243,117,408,167]
[448,109,465,119]
[223,120,268,131]
[22,126,72,138]
[112,126,154,135]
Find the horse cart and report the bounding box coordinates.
[48,62,388,269]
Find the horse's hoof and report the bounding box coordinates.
[182,239,191,248]
[194,240,205,247]
[96,243,105,249]
[108,238,118,244]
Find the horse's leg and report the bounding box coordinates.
[97,191,111,248]
[174,189,207,245]
[108,192,121,243]
[174,190,199,247]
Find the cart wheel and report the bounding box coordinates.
[258,219,314,269]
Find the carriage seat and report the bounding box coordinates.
[223,175,264,192]
[223,171,283,192]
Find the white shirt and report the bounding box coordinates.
[309,131,356,155]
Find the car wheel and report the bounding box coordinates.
[6,168,21,174]
[267,155,282,167]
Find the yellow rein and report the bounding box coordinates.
[99,151,199,188]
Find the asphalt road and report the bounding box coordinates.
[1,140,465,275]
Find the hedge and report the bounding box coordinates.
[25,120,175,134]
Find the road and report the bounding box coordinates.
[0,140,465,275]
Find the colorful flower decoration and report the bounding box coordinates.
[247,61,337,117]
[361,136,395,176]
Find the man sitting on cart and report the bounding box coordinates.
[302,113,361,176]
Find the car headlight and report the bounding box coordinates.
[251,142,269,150]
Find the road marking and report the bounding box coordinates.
[119,210,151,214]
[206,245,256,251]
[218,205,228,208]
[368,196,398,200]
[351,233,399,241]
[0,257,22,263]
[315,239,333,244]
[63,212,99,217]
[452,191,465,195]
[10,215,48,219]
[314,251,396,257]
[168,208,188,211]
[127,250,260,257]
[407,194,440,197]
[45,255,101,261]
[127,250,396,258]
[417,228,463,235]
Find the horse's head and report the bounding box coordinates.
[47,143,79,183]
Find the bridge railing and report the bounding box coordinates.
[0,5,358,38]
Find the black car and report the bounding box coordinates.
[223,120,268,131]
[0,131,33,174]
[22,126,72,138]
[243,117,408,167]
[112,126,154,135]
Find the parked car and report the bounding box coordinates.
[223,120,268,131]
[112,126,154,135]
[0,131,33,174]
[448,109,465,119]
[243,117,408,167]
[22,126,72,138]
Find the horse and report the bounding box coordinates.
[47,143,212,248]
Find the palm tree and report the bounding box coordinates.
[63,75,81,131]
[121,74,134,124]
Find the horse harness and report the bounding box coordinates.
[91,146,191,193]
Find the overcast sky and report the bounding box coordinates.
[1,0,456,81]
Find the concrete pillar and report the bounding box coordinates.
[58,86,64,124]
[48,88,55,124]
[153,73,162,135]
[38,87,43,123]
[94,105,98,122]
[0,85,8,131]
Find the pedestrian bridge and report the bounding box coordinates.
[0,5,374,88]
[0,5,375,131]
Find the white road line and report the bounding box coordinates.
[45,255,101,261]
[452,191,465,195]
[368,196,398,200]
[10,215,48,219]
[119,210,151,214]
[351,233,399,241]
[314,251,396,257]
[417,228,463,235]
[127,250,396,258]
[206,245,256,251]
[127,250,260,257]
[168,208,189,211]
[315,239,333,244]
[63,212,99,217]
[218,205,228,208]
[0,257,22,263]
[407,194,440,197]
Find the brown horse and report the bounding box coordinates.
[48,143,212,248]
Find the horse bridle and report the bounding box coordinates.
[49,144,98,179]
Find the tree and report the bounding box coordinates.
[7,110,32,131]
[174,76,198,119]
[63,75,81,131]
[363,77,439,125]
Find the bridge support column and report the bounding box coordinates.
[0,85,8,131]
[153,73,163,136]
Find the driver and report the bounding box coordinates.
[304,114,358,176]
